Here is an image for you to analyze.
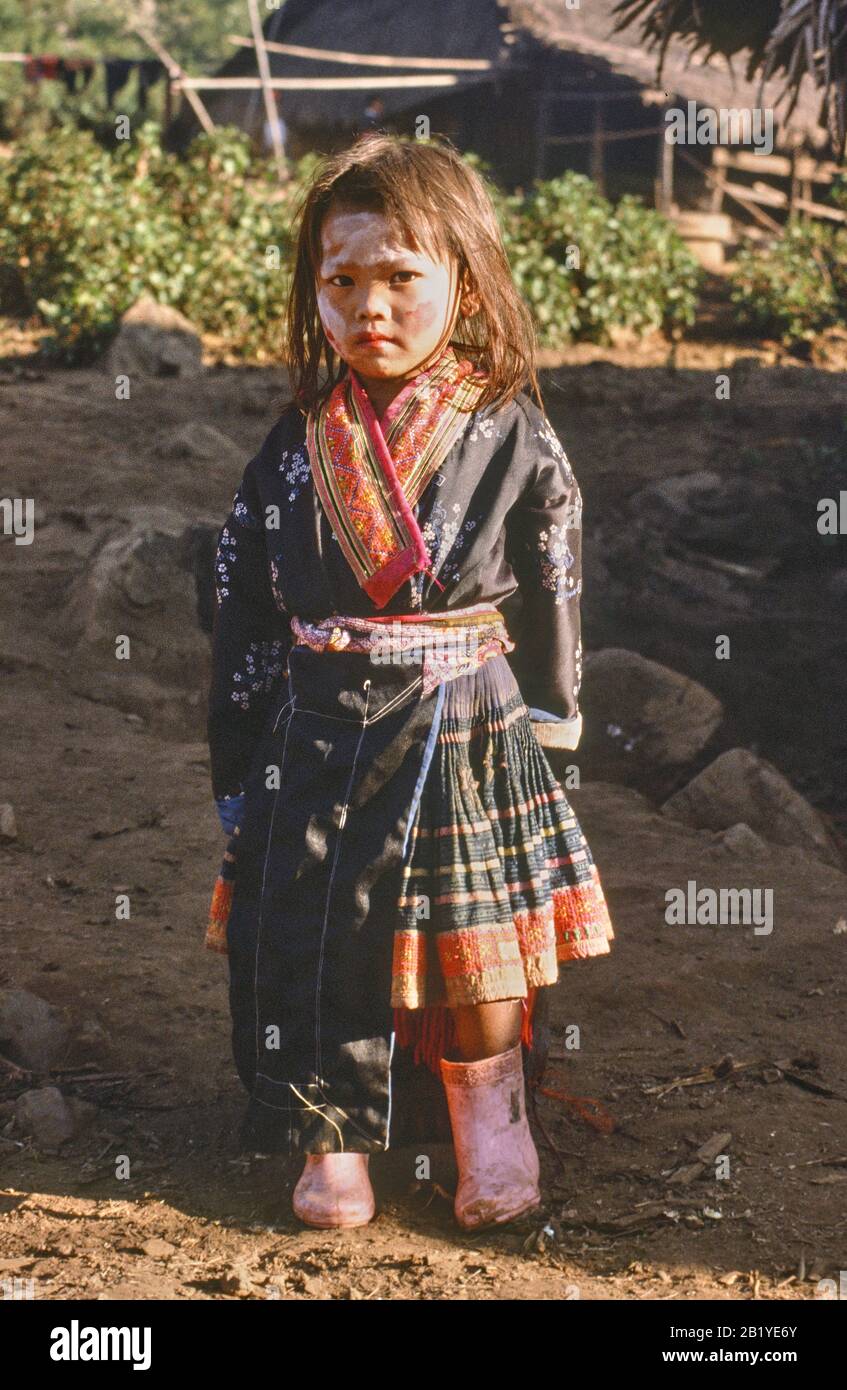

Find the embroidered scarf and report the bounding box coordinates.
[306,348,488,608]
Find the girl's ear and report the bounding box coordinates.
[459,268,481,319]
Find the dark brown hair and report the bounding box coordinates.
[280,133,541,417]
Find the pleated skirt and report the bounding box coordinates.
[392,654,614,1014]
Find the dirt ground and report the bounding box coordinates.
[1,318,846,1301]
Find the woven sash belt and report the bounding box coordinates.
[288,602,516,697]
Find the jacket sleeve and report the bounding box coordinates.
[505,408,583,751]
[207,453,293,803]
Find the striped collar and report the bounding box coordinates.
[306,348,487,608]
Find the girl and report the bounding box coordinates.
[205,134,614,1233]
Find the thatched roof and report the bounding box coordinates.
[609,0,846,155]
[510,0,824,141]
[168,0,826,146]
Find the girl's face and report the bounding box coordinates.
[316,206,458,385]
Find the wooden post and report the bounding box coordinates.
[656,108,674,212]
[589,97,606,195]
[130,24,216,135]
[534,91,550,181]
[247,0,286,182]
[787,144,799,220]
[709,148,727,213]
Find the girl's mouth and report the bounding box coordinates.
[355,333,394,346]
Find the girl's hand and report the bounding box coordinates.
[216,793,246,835]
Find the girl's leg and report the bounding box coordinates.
[450,999,522,1061]
[442,998,540,1229]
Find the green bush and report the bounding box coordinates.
[0,123,183,359]
[0,122,303,363]
[730,220,847,344]
[500,171,702,346]
[0,125,701,362]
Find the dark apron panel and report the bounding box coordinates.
[226,643,441,1152]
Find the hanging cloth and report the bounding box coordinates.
[137,58,165,111]
[104,58,134,107]
[305,347,488,608]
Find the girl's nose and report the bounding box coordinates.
[355,281,391,320]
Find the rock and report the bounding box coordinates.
[71,1017,109,1050]
[141,1238,176,1260]
[219,1265,259,1296]
[69,670,201,728]
[14,1087,96,1149]
[0,989,69,1069]
[64,507,221,683]
[718,822,769,856]
[581,649,723,781]
[627,471,795,560]
[103,296,203,379]
[152,423,242,465]
[0,803,16,841]
[662,749,844,868]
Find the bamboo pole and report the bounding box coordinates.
[174,74,460,91]
[589,98,606,196]
[545,124,665,144]
[128,24,216,134]
[675,145,783,232]
[247,0,286,181]
[224,35,491,70]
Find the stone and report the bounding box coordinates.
[718,822,769,856]
[662,748,843,869]
[627,471,795,560]
[582,648,723,771]
[0,803,16,841]
[64,507,221,683]
[14,1087,96,1149]
[152,423,242,465]
[103,296,203,379]
[0,989,69,1069]
[141,1238,176,1260]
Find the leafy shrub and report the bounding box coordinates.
[0,123,305,363]
[0,124,183,359]
[0,126,701,362]
[499,171,702,346]
[730,220,847,344]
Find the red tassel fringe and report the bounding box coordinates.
[205,876,233,954]
[392,987,538,1077]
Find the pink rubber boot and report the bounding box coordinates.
[440,1041,541,1231]
[291,1154,376,1229]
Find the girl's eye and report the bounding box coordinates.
[329,275,353,287]
[392,271,417,283]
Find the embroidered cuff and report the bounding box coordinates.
[530,711,582,750]
[215,792,246,835]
